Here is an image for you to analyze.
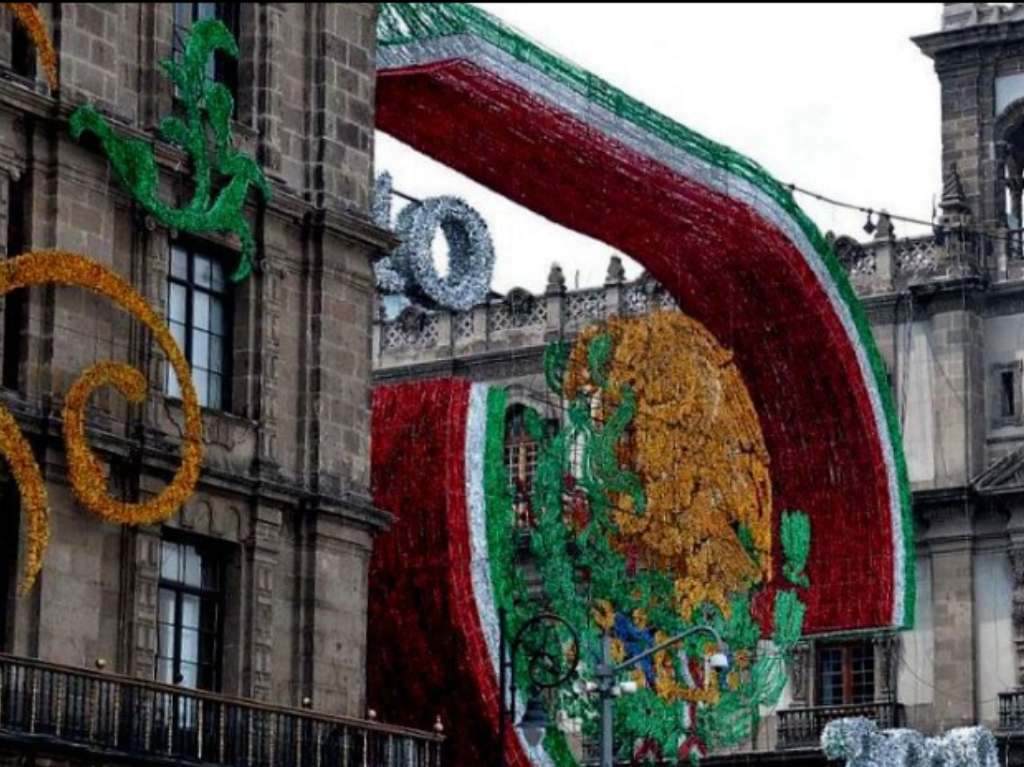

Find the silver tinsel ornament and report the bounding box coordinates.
[372,174,496,311]
[821,717,998,767]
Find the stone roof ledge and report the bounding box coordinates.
[942,3,1024,31]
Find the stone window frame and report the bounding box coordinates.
[814,639,876,706]
[788,634,897,709]
[992,359,1024,429]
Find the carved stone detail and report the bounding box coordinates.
[790,641,811,704]
[874,633,899,701]
[830,233,877,276]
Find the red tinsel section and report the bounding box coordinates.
[368,379,500,767]
[377,62,894,633]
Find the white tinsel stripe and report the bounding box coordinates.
[381,36,906,627]
[465,383,555,767]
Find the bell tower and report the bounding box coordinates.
[915,3,1024,275]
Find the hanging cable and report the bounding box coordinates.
[785,180,1024,249]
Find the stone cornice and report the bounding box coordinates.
[0,390,391,530]
[373,344,547,383]
[914,19,1024,61]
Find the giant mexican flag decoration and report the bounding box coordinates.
[370,2,913,764]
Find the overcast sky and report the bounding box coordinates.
[376,3,944,293]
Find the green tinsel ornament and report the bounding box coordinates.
[70,19,270,283]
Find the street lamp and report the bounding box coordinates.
[593,625,729,767]
[498,607,580,766]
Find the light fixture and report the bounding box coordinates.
[863,210,877,235]
[518,693,549,747]
[709,650,731,672]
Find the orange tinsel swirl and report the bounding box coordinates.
[4,4,58,91]
[565,310,772,619]
[0,251,202,591]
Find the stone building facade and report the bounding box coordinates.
[371,3,1024,762]
[0,3,442,766]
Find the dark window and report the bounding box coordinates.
[0,489,17,651]
[10,10,36,81]
[505,405,538,529]
[156,537,224,691]
[3,173,27,390]
[167,244,231,410]
[1003,369,1018,418]
[816,641,874,706]
[173,3,239,97]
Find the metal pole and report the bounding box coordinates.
[598,633,614,767]
[595,625,725,767]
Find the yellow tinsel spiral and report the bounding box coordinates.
[1,251,202,592]
[3,4,58,91]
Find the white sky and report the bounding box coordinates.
[377,3,944,293]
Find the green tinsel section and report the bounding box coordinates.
[378,2,913,629]
[483,387,577,767]
[70,19,270,283]
[781,510,811,587]
[488,335,814,762]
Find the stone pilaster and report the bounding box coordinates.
[921,502,976,726]
[243,506,281,701]
[1009,546,1024,686]
[297,504,380,716]
[128,528,161,679]
[255,252,284,470]
[874,633,899,701]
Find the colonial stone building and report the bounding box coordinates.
[371,2,1024,763]
[0,3,441,766]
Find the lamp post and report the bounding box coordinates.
[593,625,729,767]
[498,607,580,766]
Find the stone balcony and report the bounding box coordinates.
[0,653,444,767]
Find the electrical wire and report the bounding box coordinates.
[785,180,1024,268]
[785,182,938,231]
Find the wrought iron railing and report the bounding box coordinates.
[999,689,1024,731]
[776,701,903,750]
[0,653,444,766]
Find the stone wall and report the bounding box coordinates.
[0,2,393,722]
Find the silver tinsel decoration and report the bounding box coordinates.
[372,174,496,311]
[372,173,408,294]
[821,718,998,767]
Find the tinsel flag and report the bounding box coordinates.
[375,3,913,635]
[368,380,504,767]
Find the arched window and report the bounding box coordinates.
[504,404,538,529]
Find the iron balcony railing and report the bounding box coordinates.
[776,701,903,750]
[0,653,444,766]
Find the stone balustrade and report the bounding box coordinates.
[373,258,678,370]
